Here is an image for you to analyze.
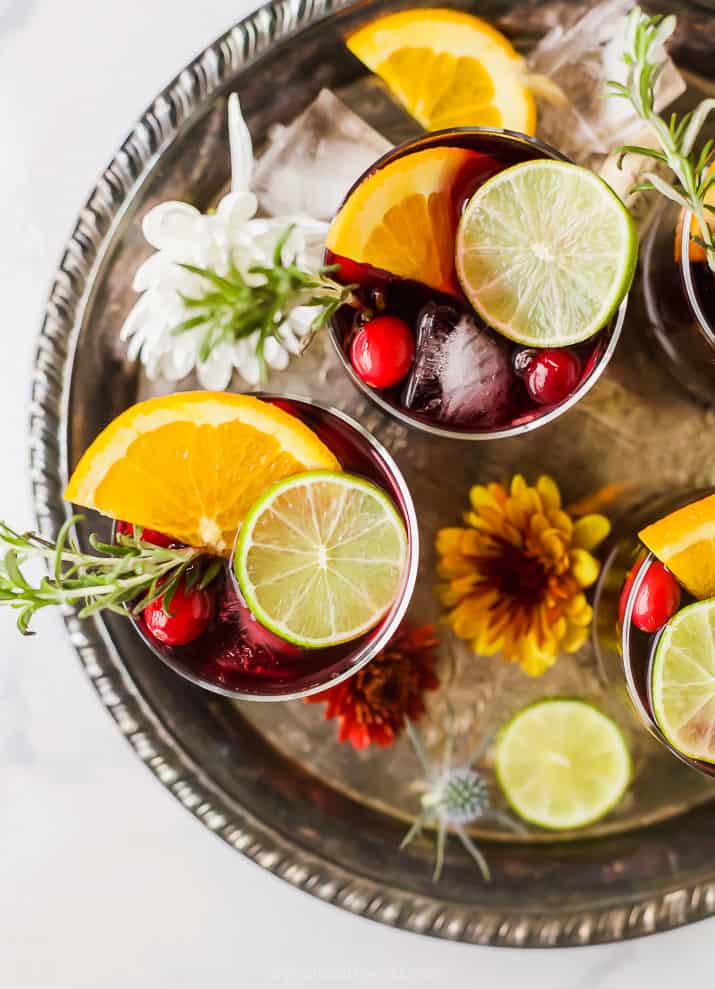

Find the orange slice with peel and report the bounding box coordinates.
[326,146,482,295]
[346,9,535,134]
[639,493,715,600]
[64,392,340,555]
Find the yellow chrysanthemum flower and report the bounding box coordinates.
[435,475,610,677]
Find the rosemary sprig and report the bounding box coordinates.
[171,226,356,381]
[607,6,715,271]
[0,516,221,635]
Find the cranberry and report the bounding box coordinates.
[116,521,176,547]
[144,579,215,647]
[618,558,681,633]
[518,349,581,406]
[332,255,367,285]
[140,528,175,547]
[350,316,415,389]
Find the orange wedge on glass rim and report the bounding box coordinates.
[326,146,482,295]
[346,8,535,133]
[64,392,340,555]
[639,493,715,600]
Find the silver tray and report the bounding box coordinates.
[30,0,715,947]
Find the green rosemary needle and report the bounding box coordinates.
[0,516,221,635]
[607,6,715,271]
[171,226,356,381]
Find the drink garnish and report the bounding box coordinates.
[346,9,536,134]
[619,557,681,633]
[455,159,637,347]
[496,699,631,830]
[349,315,415,389]
[326,146,493,296]
[234,471,408,648]
[64,392,340,556]
[651,600,715,764]
[639,493,715,600]
[608,7,715,272]
[169,229,355,382]
[0,518,220,635]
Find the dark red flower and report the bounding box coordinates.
[305,623,440,749]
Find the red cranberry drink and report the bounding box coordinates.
[14,391,420,700]
[126,396,418,700]
[641,201,715,404]
[595,491,715,776]
[326,129,636,438]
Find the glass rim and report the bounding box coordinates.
[680,210,715,347]
[620,548,713,775]
[124,393,420,703]
[327,125,628,442]
[619,549,660,732]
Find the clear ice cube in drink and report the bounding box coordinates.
[402,303,512,427]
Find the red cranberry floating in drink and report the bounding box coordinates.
[520,349,582,406]
[144,579,215,646]
[117,520,176,547]
[618,558,681,633]
[350,315,415,389]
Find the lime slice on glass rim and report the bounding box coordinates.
[651,599,715,764]
[495,699,631,830]
[234,470,408,649]
[455,160,638,347]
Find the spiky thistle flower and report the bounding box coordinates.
[401,710,524,881]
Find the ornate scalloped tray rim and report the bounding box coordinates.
[27,0,715,947]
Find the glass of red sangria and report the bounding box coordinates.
[326,128,634,440]
[593,490,715,776]
[641,204,715,404]
[124,395,419,701]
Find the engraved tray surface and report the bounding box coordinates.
[30,0,715,947]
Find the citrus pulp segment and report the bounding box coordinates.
[456,160,637,347]
[346,9,535,133]
[325,146,483,296]
[64,392,340,555]
[651,599,715,764]
[495,699,631,830]
[639,493,715,600]
[235,471,408,649]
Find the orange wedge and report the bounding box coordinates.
[326,146,481,294]
[64,392,340,555]
[639,494,715,600]
[347,9,535,134]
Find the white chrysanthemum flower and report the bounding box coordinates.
[120,93,330,388]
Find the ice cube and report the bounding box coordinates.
[253,89,392,221]
[527,0,685,164]
[402,304,512,427]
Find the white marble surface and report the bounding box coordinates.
[1,1,714,985]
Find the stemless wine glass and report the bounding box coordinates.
[593,488,715,775]
[641,204,715,405]
[328,127,628,441]
[127,395,419,701]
